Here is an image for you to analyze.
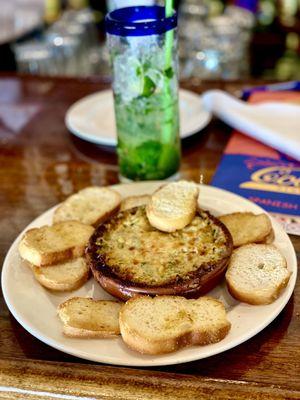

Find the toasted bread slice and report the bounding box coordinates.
[19,221,94,267]
[119,296,231,355]
[219,212,272,247]
[120,195,150,211]
[58,297,121,338]
[146,180,199,232]
[32,257,90,291]
[53,187,121,227]
[87,207,233,300]
[226,244,291,305]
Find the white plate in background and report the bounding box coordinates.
[65,89,212,146]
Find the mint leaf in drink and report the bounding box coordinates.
[136,65,143,77]
[118,140,162,180]
[142,76,156,97]
[164,67,174,79]
[118,139,180,181]
[146,69,164,91]
[142,60,151,71]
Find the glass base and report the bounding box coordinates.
[119,171,181,183]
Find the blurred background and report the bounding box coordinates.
[1,0,300,81]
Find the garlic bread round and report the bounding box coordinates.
[226,244,291,305]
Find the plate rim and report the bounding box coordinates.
[65,88,212,147]
[1,182,297,367]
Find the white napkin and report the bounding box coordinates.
[202,89,300,161]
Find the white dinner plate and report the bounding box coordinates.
[1,182,297,367]
[65,89,212,146]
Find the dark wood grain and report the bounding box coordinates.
[0,74,299,399]
[1,358,300,400]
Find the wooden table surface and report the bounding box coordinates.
[0,74,299,400]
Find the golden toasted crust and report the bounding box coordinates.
[57,297,121,338]
[120,195,150,211]
[53,187,121,227]
[19,221,94,266]
[146,181,200,232]
[119,296,231,355]
[226,275,290,305]
[219,212,272,247]
[61,325,119,338]
[87,207,233,300]
[32,257,90,291]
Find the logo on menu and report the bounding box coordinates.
[240,166,300,195]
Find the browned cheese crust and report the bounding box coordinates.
[86,207,233,300]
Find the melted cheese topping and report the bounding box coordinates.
[96,207,228,286]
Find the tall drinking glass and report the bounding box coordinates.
[106,6,181,181]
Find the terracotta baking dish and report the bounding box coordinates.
[86,207,233,301]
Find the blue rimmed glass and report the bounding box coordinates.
[106,6,181,181]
